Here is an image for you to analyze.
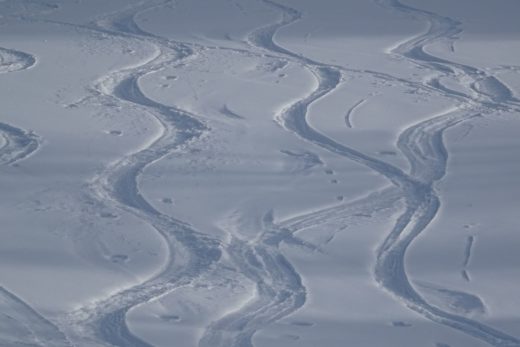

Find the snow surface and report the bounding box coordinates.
[1,0,519,346]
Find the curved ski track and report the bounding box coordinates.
[61,2,319,346]
[12,0,518,346]
[55,2,222,346]
[221,0,520,346]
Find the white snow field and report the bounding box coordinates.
[1,0,519,346]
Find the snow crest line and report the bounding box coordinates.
[0,287,72,347]
[345,98,366,129]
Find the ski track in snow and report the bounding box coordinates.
[45,2,222,346]
[3,0,520,346]
[198,0,520,346]
[0,47,40,166]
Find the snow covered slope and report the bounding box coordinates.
[1,0,519,346]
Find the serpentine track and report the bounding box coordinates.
[227,0,520,346]
[6,1,519,346]
[52,2,223,346]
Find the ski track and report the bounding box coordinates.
[3,0,519,346]
[198,0,520,346]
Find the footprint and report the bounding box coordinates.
[100,212,118,219]
[161,197,174,204]
[160,314,181,322]
[290,320,314,327]
[391,321,412,327]
[110,254,129,263]
[330,179,338,184]
[324,169,334,175]
[378,150,397,156]
[336,196,344,201]
[107,130,123,136]
[354,213,372,218]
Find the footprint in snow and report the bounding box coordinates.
[100,212,118,219]
[290,321,314,327]
[161,197,174,204]
[160,314,181,323]
[107,130,123,136]
[110,254,129,264]
[391,321,412,327]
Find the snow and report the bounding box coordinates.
[1,0,519,346]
